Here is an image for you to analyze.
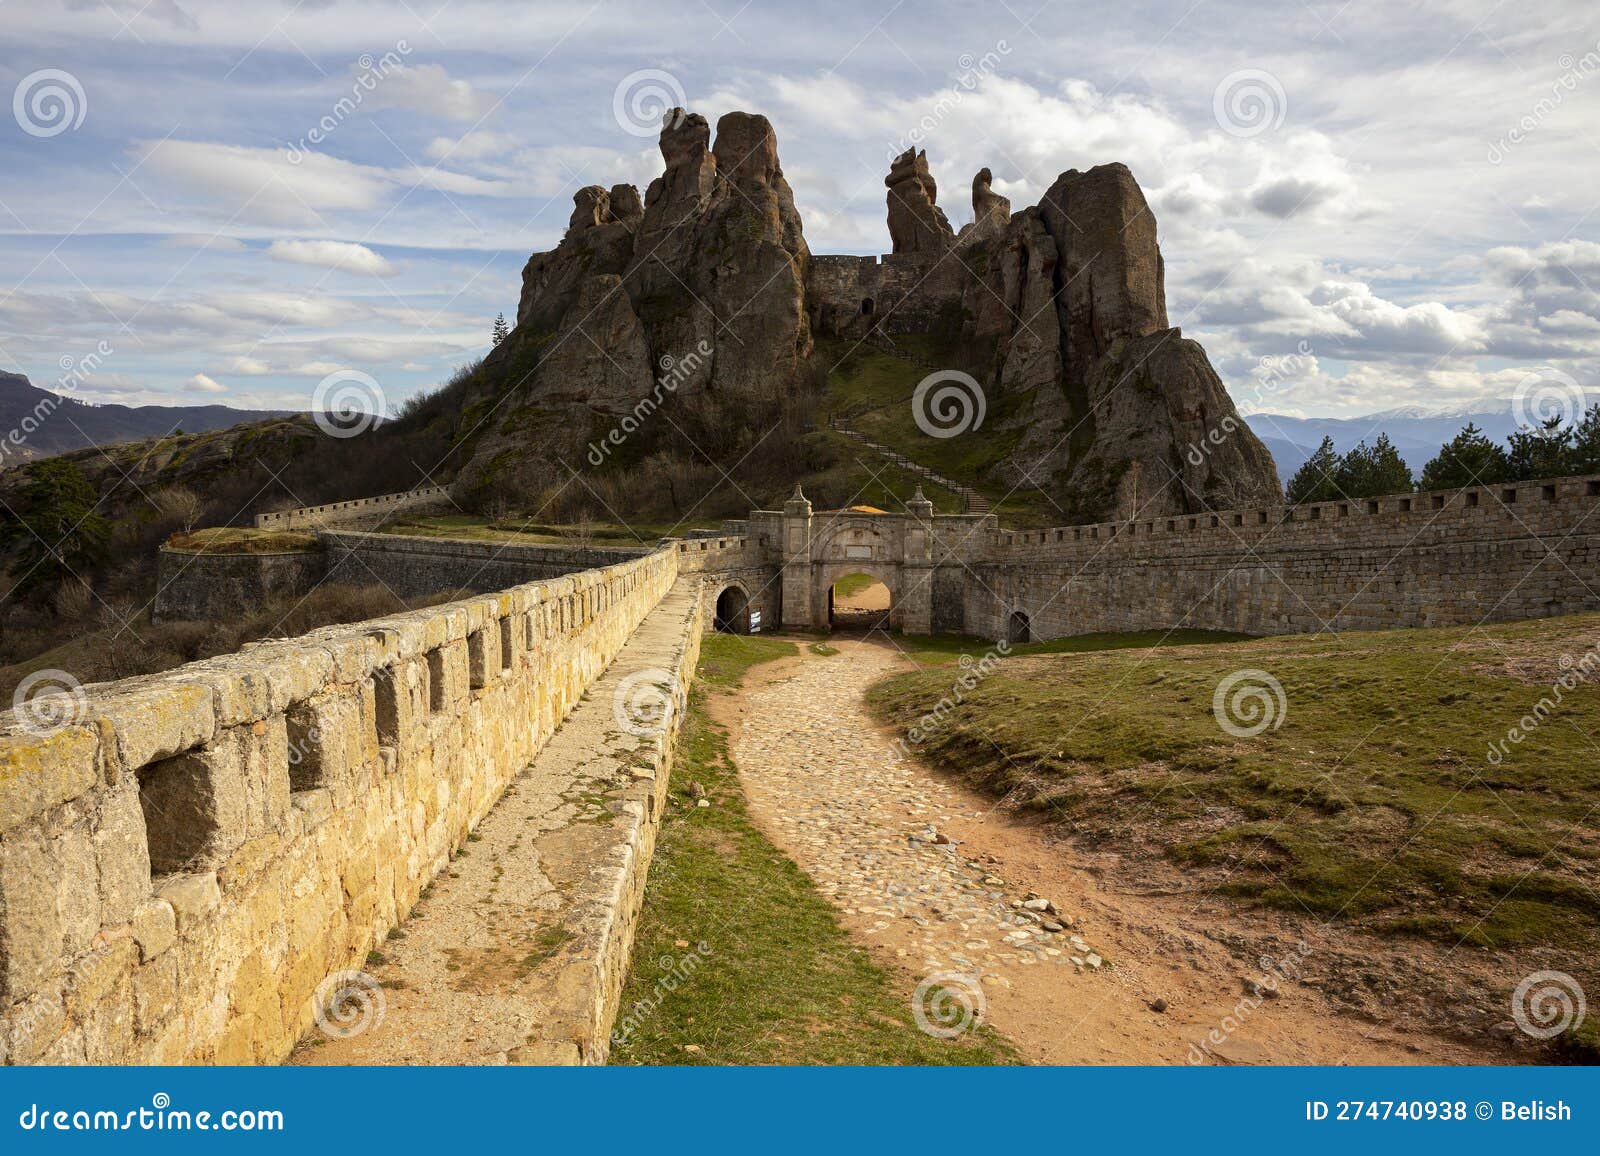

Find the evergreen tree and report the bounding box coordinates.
[1334,434,1413,498]
[1286,436,1343,503]
[1570,403,1600,475]
[1418,422,1509,490]
[491,312,510,346]
[1505,414,1573,481]
[0,458,110,600]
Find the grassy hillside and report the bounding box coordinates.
[869,613,1600,958]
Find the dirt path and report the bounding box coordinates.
[724,635,1499,1065]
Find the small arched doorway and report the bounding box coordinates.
[714,585,751,633]
[1006,610,1031,644]
[860,297,874,316]
[829,572,891,631]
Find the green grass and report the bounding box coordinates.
[831,572,882,598]
[385,513,721,545]
[868,613,1600,956]
[816,338,1050,520]
[166,527,321,554]
[611,633,1018,1066]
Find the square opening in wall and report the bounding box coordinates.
[1466,491,1480,507]
[1367,500,1379,514]
[285,703,325,792]
[1502,488,1517,503]
[137,753,219,877]
[1543,484,1557,501]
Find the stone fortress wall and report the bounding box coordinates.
[0,547,685,1065]
[807,252,965,338]
[253,485,453,532]
[966,473,1600,640]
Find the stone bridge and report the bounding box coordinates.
[7,470,1600,1066]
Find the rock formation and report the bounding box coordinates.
[958,161,1278,518]
[963,167,1010,243]
[458,108,812,502]
[885,148,954,254]
[460,108,1276,523]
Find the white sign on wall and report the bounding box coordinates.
[749,610,762,633]
[845,545,872,559]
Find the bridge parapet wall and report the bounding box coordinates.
[0,547,679,1064]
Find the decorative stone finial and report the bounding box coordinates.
[791,483,806,501]
[911,485,926,503]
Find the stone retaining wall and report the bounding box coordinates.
[320,531,649,601]
[0,548,680,1064]
[153,547,326,623]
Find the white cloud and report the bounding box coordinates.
[366,64,496,121]
[267,239,395,276]
[184,373,226,393]
[161,233,248,252]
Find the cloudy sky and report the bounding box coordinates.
[1,0,1596,418]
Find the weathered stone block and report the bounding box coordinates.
[0,823,60,1002]
[0,726,99,834]
[157,871,220,930]
[93,682,215,777]
[130,897,176,961]
[92,781,151,926]
[131,952,178,1035]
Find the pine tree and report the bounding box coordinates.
[1286,436,1342,503]
[0,458,110,600]
[1570,404,1600,475]
[492,312,509,346]
[1419,423,1509,490]
[1505,414,1573,481]
[1334,434,1414,498]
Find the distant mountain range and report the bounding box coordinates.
[1249,398,1537,483]
[0,371,292,467]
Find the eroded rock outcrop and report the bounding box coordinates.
[460,108,812,501]
[886,148,954,254]
[467,110,1274,522]
[956,162,1277,518]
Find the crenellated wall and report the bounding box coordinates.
[0,548,680,1065]
[965,474,1600,640]
[253,485,453,531]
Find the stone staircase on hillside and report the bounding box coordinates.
[830,417,992,515]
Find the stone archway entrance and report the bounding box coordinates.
[713,584,751,633]
[828,572,892,631]
[1007,610,1031,644]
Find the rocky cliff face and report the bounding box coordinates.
[461,108,1276,523]
[456,109,813,503]
[959,161,1279,519]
